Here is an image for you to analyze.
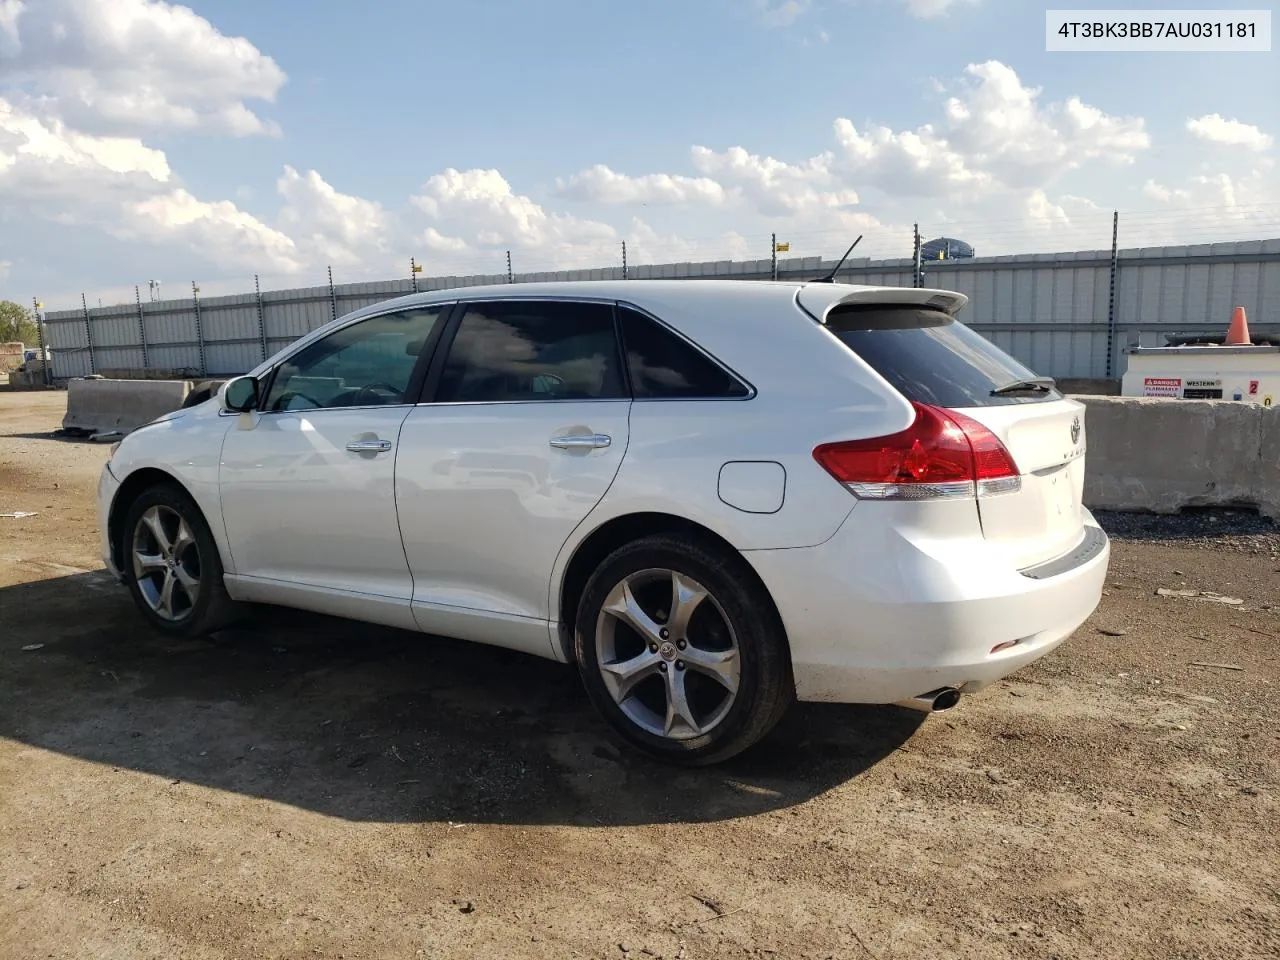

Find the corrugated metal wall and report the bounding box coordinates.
[37,239,1280,381]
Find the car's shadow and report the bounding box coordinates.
[4,430,98,443]
[1,571,924,826]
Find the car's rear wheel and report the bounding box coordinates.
[122,484,240,637]
[574,534,793,765]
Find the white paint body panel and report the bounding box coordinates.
[101,401,235,576]
[218,407,416,608]
[97,279,1108,707]
[745,504,1109,703]
[956,398,1089,569]
[394,399,631,657]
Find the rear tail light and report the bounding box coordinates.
[812,402,1021,501]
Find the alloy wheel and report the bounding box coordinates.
[131,505,201,621]
[594,568,741,740]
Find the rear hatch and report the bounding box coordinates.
[820,300,1087,570]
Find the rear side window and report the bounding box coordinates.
[825,305,1060,407]
[618,306,750,399]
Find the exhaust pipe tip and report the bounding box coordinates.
[931,687,962,711]
[894,686,963,714]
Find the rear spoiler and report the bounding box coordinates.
[795,284,969,324]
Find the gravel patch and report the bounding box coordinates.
[1095,508,1280,554]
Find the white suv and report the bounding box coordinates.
[97,280,1109,764]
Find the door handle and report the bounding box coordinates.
[346,439,393,453]
[549,434,612,450]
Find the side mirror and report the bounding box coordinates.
[220,375,260,413]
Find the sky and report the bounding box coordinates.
[1,0,1277,310]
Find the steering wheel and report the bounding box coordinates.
[275,391,322,411]
[352,382,403,406]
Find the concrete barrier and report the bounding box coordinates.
[62,378,193,436]
[1077,396,1280,519]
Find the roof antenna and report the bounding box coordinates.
[810,235,863,283]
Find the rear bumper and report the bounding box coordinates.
[743,506,1110,704]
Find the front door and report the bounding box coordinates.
[219,304,448,628]
[395,299,631,656]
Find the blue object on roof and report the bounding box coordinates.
[920,237,974,261]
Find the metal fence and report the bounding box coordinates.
[35,238,1280,382]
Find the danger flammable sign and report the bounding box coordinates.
[1143,377,1182,397]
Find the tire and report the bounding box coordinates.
[121,483,241,638]
[574,534,794,766]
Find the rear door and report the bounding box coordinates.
[394,298,631,656]
[823,303,1087,569]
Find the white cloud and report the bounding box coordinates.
[832,118,989,196]
[0,1,21,56]
[0,97,170,203]
[689,145,863,218]
[0,95,305,283]
[901,0,980,18]
[1143,164,1278,210]
[276,166,393,269]
[940,61,1148,187]
[421,227,469,255]
[125,189,301,273]
[754,0,811,28]
[623,219,756,265]
[557,164,727,206]
[1186,114,1274,152]
[0,0,285,137]
[556,59,1148,239]
[409,168,622,271]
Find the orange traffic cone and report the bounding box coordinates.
[1225,305,1252,345]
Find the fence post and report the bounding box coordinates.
[328,265,337,320]
[191,281,206,377]
[133,285,150,371]
[254,274,268,363]
[1105,211,1119,379]
[79,293,96,375]
[621,241,628,280]
[506,250,513,284]
[33,298,50,385]
[912,224,923,288]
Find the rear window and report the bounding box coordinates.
[825,305,1061,407]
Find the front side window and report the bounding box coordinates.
[264,307,444,411]
[618,306,750,399]
[434,300,626,403]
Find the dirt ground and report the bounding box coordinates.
[1,389,1277,960]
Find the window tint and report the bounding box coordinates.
[826,305,1061,408]
[435,301,626,402]
[619,307,750,400]
[264,307,444,411]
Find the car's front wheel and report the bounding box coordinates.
[574,534,793,765]
[121,484,240,637]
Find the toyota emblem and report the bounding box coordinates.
[1070,416,1081,445]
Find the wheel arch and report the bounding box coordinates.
[553,511,788,663]
[108,468,218,574]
